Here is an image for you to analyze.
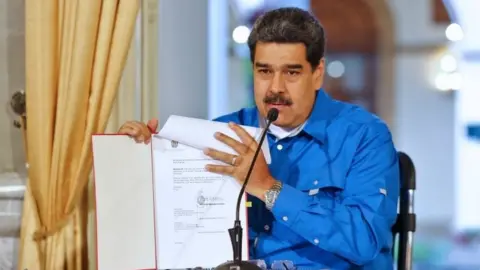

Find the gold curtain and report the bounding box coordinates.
[18,0,140,269]
[104,26,139,134]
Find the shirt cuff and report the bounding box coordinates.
[271,183,309,227]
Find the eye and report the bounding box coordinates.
[286,70,300,76]
[258,69,271,74]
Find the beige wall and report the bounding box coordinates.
[0,0,26,175]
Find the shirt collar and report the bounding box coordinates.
[302,89,340,143]
[260,117,306,141]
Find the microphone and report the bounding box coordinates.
[215,108,279,270]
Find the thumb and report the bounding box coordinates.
[147,118,158,133]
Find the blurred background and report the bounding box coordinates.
[1,0,479,269]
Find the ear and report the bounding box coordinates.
[312,58,325,89]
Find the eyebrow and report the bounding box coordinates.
[254,62,304,70]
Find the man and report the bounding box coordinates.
[119,7,399,269]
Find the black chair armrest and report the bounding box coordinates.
[394,151,417,270]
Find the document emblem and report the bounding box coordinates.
[197,191,206,206]
[196,190,224,207]
[171,140,179,148]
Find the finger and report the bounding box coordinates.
[118,123,139,136]
[127,122,147,143]
[228,122,257,150]
[203,148,242,166]
[147,118,158,133]
[130,121,151,135]
[214,132,249,154]
[119,122,151,143]
[118,126,134,135]
[131,121,153,143]
[205,164,235,176]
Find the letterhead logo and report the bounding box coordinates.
[197,191,206,206]
[196,190,223,206]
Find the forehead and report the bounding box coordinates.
[254,42,308,66]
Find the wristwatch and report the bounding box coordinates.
[264,181,283,210]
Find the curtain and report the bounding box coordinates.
[104,21,139,134]
[18,0,140,269]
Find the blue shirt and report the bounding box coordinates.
[214,89,400,269]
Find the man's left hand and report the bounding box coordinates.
[204,122,276,200]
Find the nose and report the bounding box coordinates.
[270,72,285,93]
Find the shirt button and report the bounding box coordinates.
[276,144,283,151]
[313,238,319,245]
[282,216,288,222]
[313,180,318,185]
[264,225,270,231]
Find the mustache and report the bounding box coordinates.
[263,94,293,105]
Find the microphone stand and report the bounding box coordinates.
[215,108,279,270]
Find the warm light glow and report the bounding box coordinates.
[440,54,457,73]
[327,61,345,78]
[232,25,250,44]
[445,23,464,41]
[435,72,463,91]
[449,72,463,90]
[435,73,451,91]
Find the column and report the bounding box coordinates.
[449,0,480,231]
[208,0,230,119]
[157,0,230,125]
[141,0,160,122]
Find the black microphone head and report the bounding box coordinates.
[267,108,279,122]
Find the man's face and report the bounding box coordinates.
[253,42,324,128]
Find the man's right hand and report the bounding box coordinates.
[117,119,158,144]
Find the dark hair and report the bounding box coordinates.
[247,7,326,70]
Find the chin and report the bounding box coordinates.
[271,116,289,127]
[261,107,284,125]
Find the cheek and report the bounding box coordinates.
[287,83,315,110]
[289,93,305,104]
[253,81,269,98]
[286,83,308,102]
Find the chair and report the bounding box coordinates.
[392,152,417,270]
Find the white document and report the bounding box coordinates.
[153,115,270,268]
[92,115,269,270]
[152,137,249,269]
[92,135,157,270]
[159,115,271,164]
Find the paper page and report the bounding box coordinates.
[92,135,157,270]
[153,137,249,269]
[159,115,271,164]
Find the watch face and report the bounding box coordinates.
[264,191,270,201]
[265,190,276,206]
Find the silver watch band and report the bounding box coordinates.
[265,181,283,210]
